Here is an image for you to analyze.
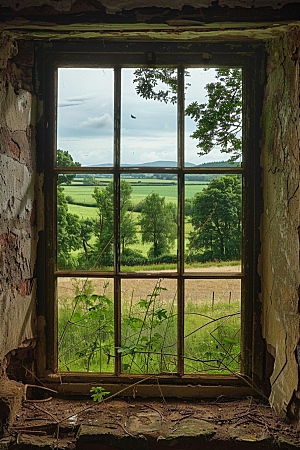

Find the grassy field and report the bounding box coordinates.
[58,274,241,374]
[58,176,241,375]
[62,177,208,208]
[64,177,198,259]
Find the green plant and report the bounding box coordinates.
[90,386,110,402]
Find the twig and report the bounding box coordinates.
[23,402,59,424]
[16,430,47,436]
[143,403,166,422]
[57,374,160,425]
[103,405,134,437]
[155,378,169,412]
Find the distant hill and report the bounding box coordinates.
[196,161,240,168]
[85,160,238,168]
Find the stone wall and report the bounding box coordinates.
[259,28,300,416]
[0,1,300,422]
[0,36,37,377]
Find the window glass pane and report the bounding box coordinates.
[57,174,114,271]
[121,278,177,374]
[120,174,177,271]
[121,68,177,166]
[184,279,241,374]
[184,68,242,167]
[57,68,114,167]
[184,175,242,272]
[58,277,114,373]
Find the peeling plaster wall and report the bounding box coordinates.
[0,36,37,373]
[0,0,300,421]
[0,0,297,13]
[259,28,300,415]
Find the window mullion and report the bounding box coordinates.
[114,65,121,375]
[177,66,185,375]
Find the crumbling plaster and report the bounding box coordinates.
[0,0,297,13]
[0,0,300,421]
[259,28,300,415]
[0,36,37,367]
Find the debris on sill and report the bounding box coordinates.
[5,397,300,449]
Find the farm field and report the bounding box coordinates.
[57,269,241,374]
[58,176,242,374]
[62,176,202,259]
[62,177,208,208]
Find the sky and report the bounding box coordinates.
[57,67,233,167]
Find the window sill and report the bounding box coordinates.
[9,397,299,450]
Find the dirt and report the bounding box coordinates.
[58,265,242,306]
[8,396,300,449]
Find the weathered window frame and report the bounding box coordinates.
[35,41,263,397]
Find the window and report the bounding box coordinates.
[37,42,261,392]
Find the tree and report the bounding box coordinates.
[133,68,242,161]
[139,193,177,259]
[57,149,81,185]
[57,187,82,269]
[56,150,88,269]
[185,69,242,161]
[91,180,137,267]
[189,175,242,262]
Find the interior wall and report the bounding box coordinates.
[0,35,37,378]
[259,28,300,416]
[0,0,300,420]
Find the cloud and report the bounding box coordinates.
[58,94,100,108]
[58,101,84,108]
[66,94,98,102]
[79,113,112,129]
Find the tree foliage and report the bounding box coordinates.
[57,149,81,185]
[57,187,82,269]
[139,193,177,259]
[186,69,242,161]
[133,68,242,161]
[57,187,94,270]
[133,68,179,104]
[189,175,242,262]
[91,180,137,267]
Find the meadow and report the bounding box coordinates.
[62,176,208,258]
[58,176,242,375]
[58,274,241,374]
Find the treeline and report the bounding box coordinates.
[58,175,242,270]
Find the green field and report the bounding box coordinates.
[62,177,207,208]
[58,281,241,375]
[61,177,202,259]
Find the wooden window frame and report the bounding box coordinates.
[35,40,263,397]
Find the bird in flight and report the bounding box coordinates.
[131,114,136,119]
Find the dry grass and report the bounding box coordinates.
[57,265,241,307]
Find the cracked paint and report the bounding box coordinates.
[260,29,300,416]
[0,36,37,365]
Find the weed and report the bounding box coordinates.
[90,386,110,402]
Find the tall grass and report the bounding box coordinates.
[58,282,240,375]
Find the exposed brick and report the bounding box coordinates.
[16,279,31,297]
[8,138,20,159]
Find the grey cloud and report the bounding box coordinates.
[66,94,98,102]
[79,113,112,129]
[58,101,84,108]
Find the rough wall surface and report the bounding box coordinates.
[0,37,37,370]
[0,0,297,13]
[0,0,300,421]
[260,28,300,415]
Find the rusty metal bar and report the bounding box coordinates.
[114,65,122,375]
[177,66,185,375]
[54,270,243,279]
[53,166,243,174]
